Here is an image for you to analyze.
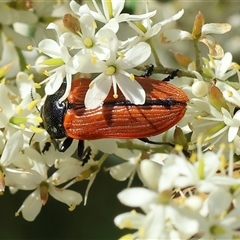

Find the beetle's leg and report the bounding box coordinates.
[162,69,179,82]
[77,141,92,166]
[81,146,92,166]
[42,141,51,154]
[59,137,73,152]
[139,138,174,147]
[141,64,154,77]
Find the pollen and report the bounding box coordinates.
[84,37,93,48]
[28,74,34,80]
[27,45,33,50]
[30,126,45,133]
[130,73,135,81]
[28,100,39,111]
[117,51,125,58]
[113,94,118,99]
[34,83,41,89]
[189,152,197,163]
[106,65,116,75]
[208,144,214,150]
[195,115,202,120]
[175,144,183,151]
[227,89,233,97]
[204,136,211,142]
[26,64,31,70]
[35,116,43,123]
[43,70,50,77]
[17,106,23,115]
[91,56,97,64]
[69,204,76,211]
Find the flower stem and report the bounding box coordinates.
[117,140,173,154]
[193,39,202,73]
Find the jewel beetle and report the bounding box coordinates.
[41,74,188,160]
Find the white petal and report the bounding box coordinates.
[142,206,165,239]
[215,52,232,79]
[60,32,84,48]
[117,187,157,207]
[69,0,82,14]
[126,10,157,22]
[12,153,33,169]
[208,188,232,217]
[24,147,48,178]
[228,126,238,142]
[115,73,146,105]
[80,14,95,37]
[3,26,33,50]
[111,1,125,17]
[114,212,145,229]
[21,189,42,221]
[46,23,61,39]
[84,74,112,109]
[160,29,192,43]
[66,53,106,74]
[110,162,135,181]
[38,39,61,58]
[44,69,65,95]
[16,72,34,99]
[202,23,231,35]
[140,160,162,191]
[159,9,184,26]
[117,42,151,69]
[49,185,83,206]
[1,131,23,166]
[5,169,42,190]
[50,164,81,186]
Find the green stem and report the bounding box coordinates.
[135,65,196,79]
[147,39,164,68]
[97,153,109,167]
[193,39,202,73]
[117,141,173,154]
[15,47,27,71]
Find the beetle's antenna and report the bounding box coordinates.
[29,133,35,146]
[30,89,41,113]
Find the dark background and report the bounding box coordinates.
[0,166,136,240]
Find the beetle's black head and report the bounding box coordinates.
[41,83,68,139]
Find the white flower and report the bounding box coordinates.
[61,14,118,61]
[115,187,200,239]
[0,131,32,192]
[29,23,73,102]
[0,78,43,138]
[160,142,240,193]
[68,41,151,109]
[0,2,35,54]
[199,188,240,239]
[70,0,156,33]
[15,147,83,221]
[160,16,231,59]
[125,9,184,48]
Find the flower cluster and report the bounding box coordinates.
[1,0,240,239]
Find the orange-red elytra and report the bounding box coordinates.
[41,77,188,142]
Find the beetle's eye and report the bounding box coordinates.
[57,101,65,109]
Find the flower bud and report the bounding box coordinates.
[192,11,204,39]
[63,14,80,34]
[172,51,193,69]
